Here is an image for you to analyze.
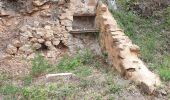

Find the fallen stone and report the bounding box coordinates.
[46,73,74,83]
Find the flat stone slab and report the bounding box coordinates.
[46,73,75,83]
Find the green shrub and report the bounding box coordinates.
[57,50,94,72]
[23,75,32,86]
[57,55,82,72]
[22,86,48,100]
[31,53,51,76]
[0,84,19,95]
[80,49,94,64]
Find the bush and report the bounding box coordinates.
[31,53,51,76]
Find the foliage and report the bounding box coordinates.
[159,56,170,81]
[23,75,33,86]
[57,50,94,72]
[31,53,51,76]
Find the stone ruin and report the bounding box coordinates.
[0,0,100,60]
[0,0,161,94]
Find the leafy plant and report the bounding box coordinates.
[31,53,51,76]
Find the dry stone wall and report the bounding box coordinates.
[95,2,161,94]
[0,0,99,60]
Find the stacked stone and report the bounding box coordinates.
[5,0,73,59]
[96,2,161,94]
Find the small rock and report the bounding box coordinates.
[60,20,72,27]
[38,39,45,43]
[30,38,38,43]
[44,25,51,30]
[44,30,54,40]
[12,40,22,47]
[45,41,52,47]
[32,43,41,50]
[52,38,60,46]
[20,31,33,38]
[46,73,74,83]
[6,44,17,55]
[32,0,48,6]
[19,44,33,54]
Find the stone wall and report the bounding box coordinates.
[0,0,99,60]
[95,2,161,94]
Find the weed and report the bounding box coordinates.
[22,85,48,100]
[23,75,32,86]
[75,66,92,77]
[80,49,94,64]
[108,84,121,94]
[31,53,51,76]
[57,55,82,72]
[159,56,170,81]
[0,84,19,95]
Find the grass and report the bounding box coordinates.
[0,50,124,99]
[159,56,170,81]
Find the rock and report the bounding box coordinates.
[44,25,51,30]
[32,43,41,50]
[6,44,17,55]
[47,51,56,58]
[45,41,52,47]
[20,31,33,38]
[58,0,66,5]
[19,44,33,54]
[60,20,72,27]
[0,9,9,16]
[53,27,62,35]
[32,0,48,6]
[34,21,40,27]
[30,38,38,43]
[59,14,73,21]
[44,30,54,40]
[27,53,36,59]
[38,39,45,43]
[34,28,46,38]
[66,26,72,31]
[52,38,60,46]
[20,36,29,44]
[46,73,74,83]
[12,40,22,47]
